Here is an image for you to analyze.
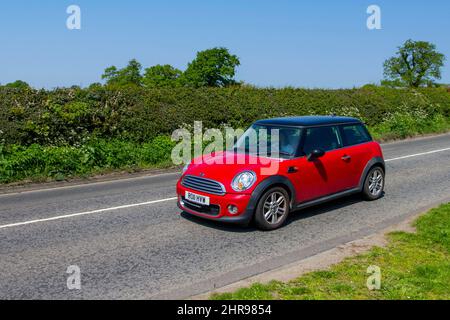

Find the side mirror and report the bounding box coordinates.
[307,148,325,161]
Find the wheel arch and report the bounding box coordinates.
[247,175,297,215]
[358,157,385,191]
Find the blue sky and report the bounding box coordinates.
[0,0,449,88]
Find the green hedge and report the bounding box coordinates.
[1,85,449,146]
[0,136,175,183]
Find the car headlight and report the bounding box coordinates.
[231,171,256,192]
[182,162,191,174]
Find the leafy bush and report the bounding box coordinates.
[0,136,175,183]
[370,112,450,140]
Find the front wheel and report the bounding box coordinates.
[362,166,385,200]
[254,187,290,230]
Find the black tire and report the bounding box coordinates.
[362,166,385,200]
[254,187,290,230]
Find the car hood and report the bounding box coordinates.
[184,151,284,193]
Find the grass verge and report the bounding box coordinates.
[211,203,450,300]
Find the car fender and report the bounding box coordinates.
[358,157,385,191]
[247,175,297,213]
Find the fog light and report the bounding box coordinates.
[228,205,238,215]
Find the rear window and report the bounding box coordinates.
[340,124,372,146]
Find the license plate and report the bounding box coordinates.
[185,191,210,206]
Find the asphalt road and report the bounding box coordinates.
[0,134,449,299]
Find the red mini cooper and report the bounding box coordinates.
[177,116,385,230]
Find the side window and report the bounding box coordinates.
[340,124,372,146]
[302,126,342,155]
[279,128,302,156]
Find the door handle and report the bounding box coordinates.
[341,155,351,161]
[287,166,299,173]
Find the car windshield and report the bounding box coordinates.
[233,125,302,159]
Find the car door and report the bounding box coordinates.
[292,125,346,202]
[338,123,374,188]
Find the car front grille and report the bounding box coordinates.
[181,175,226,195]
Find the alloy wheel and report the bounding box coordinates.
[368,168,384,196]
[263,191,287,224]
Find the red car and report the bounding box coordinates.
[177,116,385,230]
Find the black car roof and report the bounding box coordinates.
[254,115,362,127]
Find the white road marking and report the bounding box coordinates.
[385,147,450,162]
[0,146,449,230]
[0,197,178,230]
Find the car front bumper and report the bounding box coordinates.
[176,181,254,225]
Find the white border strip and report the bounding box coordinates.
[385,147,450,162]
[0,171,181,198]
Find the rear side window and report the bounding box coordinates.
[302,126,342,155]
[340,124,372,146]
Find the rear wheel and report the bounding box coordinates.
[362,166,385,200]
[254,187,290,230]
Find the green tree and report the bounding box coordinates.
[88,82,103,89]
[383,40,445,88]
[143,64,182,88]
[4,80,31,89]
[181,47,240,87]
[102,59,143,86]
